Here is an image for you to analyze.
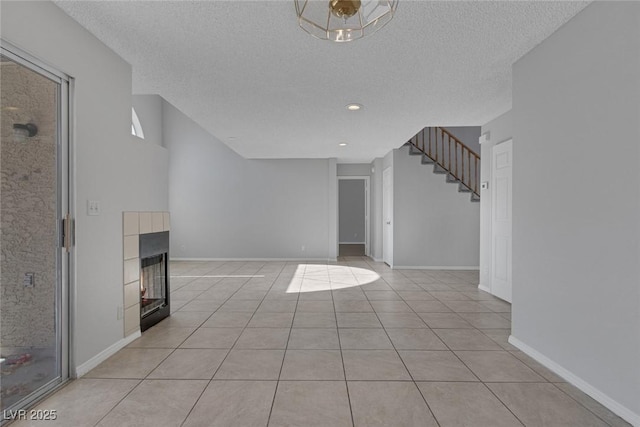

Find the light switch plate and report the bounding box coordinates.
[87,200,101,216]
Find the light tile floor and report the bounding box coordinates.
[15,258,630,426]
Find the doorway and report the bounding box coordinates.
[491,139,513,302]
[338,177,369,257]
[0,43,71,419]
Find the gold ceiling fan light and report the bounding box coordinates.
[329,0,361,19]
[295,0,398,43]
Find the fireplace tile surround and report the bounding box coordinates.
[122,211,170,336]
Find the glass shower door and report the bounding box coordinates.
[0,47,69,419]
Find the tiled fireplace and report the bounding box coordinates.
[122,212,170,336]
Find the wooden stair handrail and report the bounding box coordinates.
[408,127,480,197]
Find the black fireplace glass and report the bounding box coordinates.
[139,231,170,331]
[140,254,166,317]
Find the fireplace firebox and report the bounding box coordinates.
[139,231,170,331]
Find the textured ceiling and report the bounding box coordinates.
[54,1,589,162]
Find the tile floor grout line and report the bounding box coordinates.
[91,378,144,427]
[170,260,259,427]
[465,316,557,383]
[395,269,533,427]
[163,259,262,426]
[28,259,626,427]
[81,377,555,383]
[331,268,357,427]
[400,294,485,385]
[166,259,255,351]
[361,272,443,427]
[400,267,540,421]
[399,270,531,427]
[548,370,620,426]
[405,292,547,385]
[177,347,231,427]
[265,262,303,427]
[481,382,529,426]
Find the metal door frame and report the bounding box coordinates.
[0,39,75,416]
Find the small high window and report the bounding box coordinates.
[131,107,145,139]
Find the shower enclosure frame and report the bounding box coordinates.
[0,39,74,418]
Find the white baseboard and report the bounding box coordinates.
[478,283,491,293]
[508,335,640,426]
[171,257,335,262]
[74,330,141,378]
[372,257,384,262]
[392,265,480,271]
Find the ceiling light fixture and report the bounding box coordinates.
[339,142,348,146]
[295,0,398,43]
[346,103,362,111]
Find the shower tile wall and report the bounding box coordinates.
[0,61,57,350]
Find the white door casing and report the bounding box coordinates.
[382,167,393,266]
[491,140,513,302]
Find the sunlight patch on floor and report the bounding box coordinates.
[286,264,380,293]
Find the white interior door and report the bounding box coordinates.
[491,140,513,302]
[382,167,393,266]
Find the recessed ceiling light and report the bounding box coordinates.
[339,142,348,146]
[346,103,363,111]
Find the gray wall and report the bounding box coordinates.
[479,110,512,289]
[1,1,169,368]
[512,2,640,421]
[392,146,480,268]
[163,101,337,260]
[337,163,371,176]
[444,126,481,155]
[338,180,365,243]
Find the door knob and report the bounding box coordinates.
[386,221,391,225]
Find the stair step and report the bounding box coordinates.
[405,138,479,204]
[433,164,447,174]
[409,145,423,156]
[421,155,434,165]
[458,183,472,193]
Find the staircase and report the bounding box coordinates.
[407,127,480,202]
